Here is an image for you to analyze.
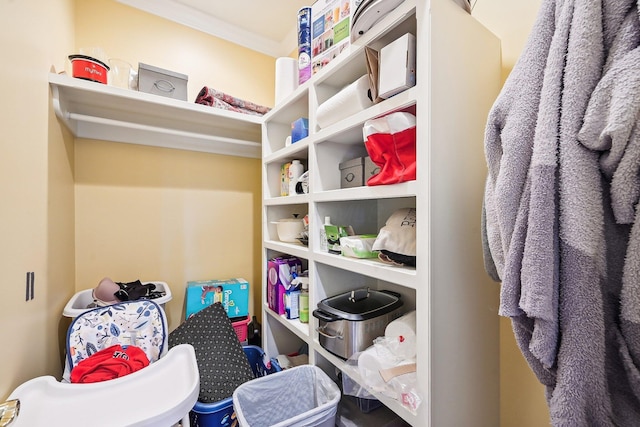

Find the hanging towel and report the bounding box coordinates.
[482,0,640,425]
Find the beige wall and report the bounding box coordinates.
[74,0,276,106]
[0,0,271,401]
[473,2,550,426]
[0,0,76,400]
[72,0,272,330]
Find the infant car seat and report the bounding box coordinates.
[62,299,167,382]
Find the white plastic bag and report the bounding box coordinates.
[342,336,422,414]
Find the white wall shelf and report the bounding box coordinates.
[49,73,262,158]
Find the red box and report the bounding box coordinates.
[267,257,303,315]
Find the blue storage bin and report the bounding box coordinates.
[191,346,280,427]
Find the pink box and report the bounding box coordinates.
[267,257,303,315]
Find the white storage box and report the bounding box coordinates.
[138,63,188,101]
[233,365,341,427]
[63,281,172,318]
[379,33,416,99]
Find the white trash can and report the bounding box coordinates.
[232,364,341,427]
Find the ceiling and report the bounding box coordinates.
[117,0,311,57]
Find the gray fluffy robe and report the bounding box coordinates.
[482,0,640,425]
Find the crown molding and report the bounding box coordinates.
[117,0,296,57]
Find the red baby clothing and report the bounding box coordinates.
[70,344,149,383]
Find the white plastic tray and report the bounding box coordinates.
[8,344,199,427]
[63,281,172,318]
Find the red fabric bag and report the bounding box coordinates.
[363,112,416,186]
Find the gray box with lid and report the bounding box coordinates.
[363,156,379,182]
[339,156,379,188]
[138,63,188,101]
[339,157,364,188]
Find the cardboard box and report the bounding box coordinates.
[339,157,364,188]
[311,0,353,75]
[325,224,353,254]
[379,33,416,99]
[291,118,309,143]
[138,63,188,101]
[267,257,303,315]
[364,155,380,183]
[281,162,291,196]
[185,278,250,319]
[285,289,301,320]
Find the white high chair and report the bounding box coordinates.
[7,300,199,427]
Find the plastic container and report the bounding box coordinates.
[288,160,304,196]
[68,54,109,84]
[340,373,383,413]
[299,281,309,324]
[233,365,341,427]
[63,281,172,318]
[231,315,251,343]
[320,216,331,252]
[190,346,280,427]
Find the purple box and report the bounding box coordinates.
[267,257,303,315]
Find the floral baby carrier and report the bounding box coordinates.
[62,300,167,383]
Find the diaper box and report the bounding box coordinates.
[311,0,354,75]
[185,278,250,319]
[267,257,303,316]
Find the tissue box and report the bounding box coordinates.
[185,278,249,319]
[285,289,301,320]
[267,257,303,315]
[138,63,188,101]
[311,0,354,75]
[339,234,379,258]
[291,118,309,143]
[378,33,416,99]
[339,157,364,188]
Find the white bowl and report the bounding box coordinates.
[272,218,305,242]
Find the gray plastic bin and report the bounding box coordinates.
[232,365,341,427]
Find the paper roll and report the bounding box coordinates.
[275,57,298,105]
[316,74,374,129]
[385,310,417,359]
[385,310,416,338]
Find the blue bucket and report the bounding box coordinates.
[190,346,281,427]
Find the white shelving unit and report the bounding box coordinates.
[261,0,502,425]
[48,73,262,158]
